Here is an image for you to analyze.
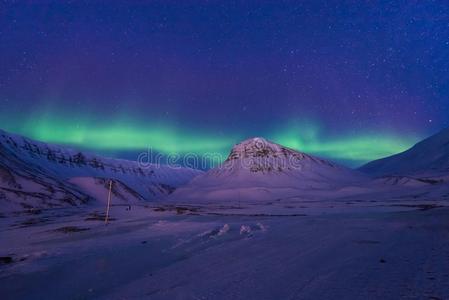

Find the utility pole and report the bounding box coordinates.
[105,180,112,224]
[238,189,241,209]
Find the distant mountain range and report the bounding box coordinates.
[0,129,201,212]
[1,127,448,212]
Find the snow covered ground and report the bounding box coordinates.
[1,190,449,300]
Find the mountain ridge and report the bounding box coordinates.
[359,127,449,176]
[0,129,202,212]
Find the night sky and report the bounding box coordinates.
[1,1,448,167]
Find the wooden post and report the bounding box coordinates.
[238,190,241,209]
[105,180,112,224]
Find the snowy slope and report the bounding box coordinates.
[372,175,444,187]
[359,127,449,176]
[0,129,202,211]
[0,140,91,212]
[69,177,146,205]
[170,137,367,202]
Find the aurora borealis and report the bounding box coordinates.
[1,113,419,166]
[1,2,448,167]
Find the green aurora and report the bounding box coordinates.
[1,115,420,167]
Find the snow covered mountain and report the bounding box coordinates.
[0,129,202,212]
[359,127,449,177]
[170,137,366,202]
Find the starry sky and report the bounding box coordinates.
[1,1,448,167]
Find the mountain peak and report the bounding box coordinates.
[233,137,272,149]
[218,136,338,175]
[227,137,298,161]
